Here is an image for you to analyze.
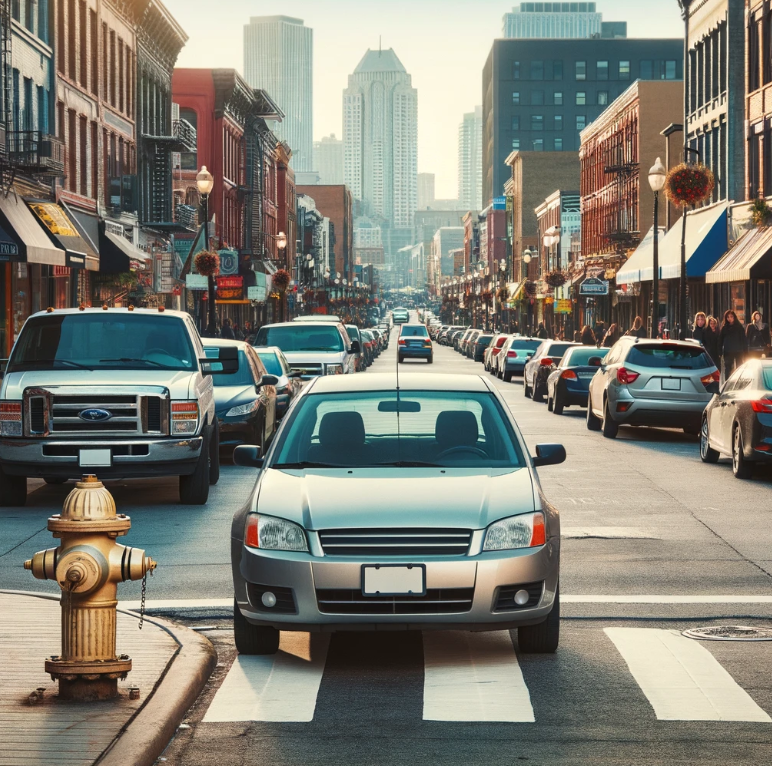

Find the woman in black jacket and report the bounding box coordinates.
[580,325,597,346]
[746,311,771,358]
[702,316,720,368]
[718,310,746,380]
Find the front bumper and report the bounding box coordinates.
[0,436,203,479]
[233,540,559,632]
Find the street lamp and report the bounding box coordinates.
[648,157,667,338]
[196,166,216,336]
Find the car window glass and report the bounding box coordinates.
[248,347,267,379]
[545,343,573,357]
[626,344,713,370]
[511,339,541,350]
[761,367,772,390]
[257,350,283,377]
[254,325,345,352]
[207,349,254,387]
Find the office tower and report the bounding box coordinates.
[314,134,344,185]
[502,3,627,39]
[458,107,483,211]
[418,173,435,210]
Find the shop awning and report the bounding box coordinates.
[0,194,65,266]
[63,204,100,254]
[658,203,727,280]
[99,225,151,274]
[507,280,525,305]
[705,225,772,284]
[27,200,99,271]
[616,225,666,284]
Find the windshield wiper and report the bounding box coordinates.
[375,461,443,467]
[100,357,177,369]
[273,461,340,469]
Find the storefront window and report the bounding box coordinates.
[12,263,31,344]
[731,282,746,323]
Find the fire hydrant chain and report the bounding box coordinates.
[138,570,149,630]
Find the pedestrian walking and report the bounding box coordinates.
[718,310,746,380]
[692,312,708,345]
[701,316,720,367]
[573,330,582,342]
[602,323,621,347]
[220,317,236,340]
[593,320,606,343]
[746,311,771,358]
[580,325,597,346]
[536,322,549,339]
[626,316,647,338]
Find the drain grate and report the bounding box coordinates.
[683,625,772,642]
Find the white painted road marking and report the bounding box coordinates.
[422,631,535,722]
[605,628,772,722]
[562,527,658,539]
[203,633,330,723]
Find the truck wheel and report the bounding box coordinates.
[234,600,280,655]
[0,469,27,507]
[44,477,69,485]
[179,429,211,505]
[517,588,560,654]
[209,420,220,486]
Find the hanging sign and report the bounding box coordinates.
[218,249,239,276]
[186,274,208,290]
[579,277,609,296]
[216,275,244,301]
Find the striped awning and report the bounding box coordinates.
[706,225,772,284]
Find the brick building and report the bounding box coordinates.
[297,185,353,281]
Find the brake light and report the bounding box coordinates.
[540,357,554,367]
[171,401,199,435]
[700,370,721,386]
[0,402,22,437]
[507,350,518,358]
[496,338,507,348]
[617,368,639,384]
[424,340,432,347]
[398,338,406,345]
[530,513,546,547]
[751,400,772,413]
[561,370,578,380]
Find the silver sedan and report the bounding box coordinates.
[230,373,565,655]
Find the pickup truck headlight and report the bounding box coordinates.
[325,364,344,375]
[171,401,199,435]
[0,402,22,436]
[245,513,309,552]
[483,512,546,551]
[227,400,259,417]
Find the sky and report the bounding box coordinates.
[165,0,684,199]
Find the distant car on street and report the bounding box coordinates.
[473,333,495,363]
[484,333,510,372]
[398,324,433,364]
[497,337,541,381]
[523,341,578,401]
[392,307,410,324]
[255,346,304,419]
[546,345,602,414]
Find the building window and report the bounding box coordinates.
[665,60,678,80]
[23,78,32,131]
[90,10,98,96]
[554,91,563,105]
[575,61,586,80]
[553,60,563,80]
[512,61,520,80]
[36,86,47,133]
[79,0,87,87]
[597,61,609,80]
[576,115,586,130]
[37,0,48,43]
[598,91,609,105]
[67,0,76,80]
[554,115,563,131]
[554,138,563,151]
[512,138,520,150]
[576,92,586,105]
[531,115,543,131]
[619,60,631,80]
[640,60,653,80]
[532,138,544,151]
[512,92,520,104]
[24,0,33,31]
[511,116,520,130]
[530,60,544,80]
[531,90,544,105]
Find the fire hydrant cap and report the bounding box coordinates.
[60,475,118,522]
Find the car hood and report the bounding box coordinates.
[253,466,536,530]
[282,351,345,365]
[213,384,257,412]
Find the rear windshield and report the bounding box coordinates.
[477,335,494,344]
[564,347,603,366]
[510,339,541,350]
[626,344,713,369]
[545,343,573,358]
[256,350,283,377]
[401,325,429,337]
[255,325,344,352]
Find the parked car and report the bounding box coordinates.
[464,330,482,358]
[456,328,476,353]
[359,330,376,368]
[229,372,565,656]
[485,333,510,372]
[448,328,466,349]
[524,341,578,401]
[398,324,433,364]
[370,328,384,356]
[473,334,495,363]
[255,346,305,419]
[546,346,603,414]
[204,340,278,451]
[345,325,366,371]
[587,338,719,439]
[392,307,410,324]
[700,359,772,479]
[254,321,360,379]
[497,337,542,381]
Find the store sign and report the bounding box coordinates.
[29,202,79,237]
[557,299,572,314]
[216,275,243,301]
[579,277,609,296]
[186,274,208,290]
[493,197,507,210]
[218,249,239,276]
[248,285,266,301]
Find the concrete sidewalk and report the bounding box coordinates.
[0,591,216,766]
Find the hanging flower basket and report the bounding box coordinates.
[751,197,772,228]
[664,163,715,208]
[194,250,220,277]
[272,269,291,293]
[524,280,538,296]
[496,286,509,301]
[544,270,568,288]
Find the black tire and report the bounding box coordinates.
[547,395,554,412]
[700,416,719,464]
[586,397,602,431]
[179,428,211,505]
[503,370,512,382]
[732,425,753,479]
[517,587,560,653]
[233,600,280,655]
[533,382,545,403]
[553,392,564,415]
[602,398,619,439]
[427,356,433,364]
[523,376,531,398]
[398,356,404,364]
[0,469,27,507]
[209,420,220,486]
[44,477,69,485]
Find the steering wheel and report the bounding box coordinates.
[436,445,488,460]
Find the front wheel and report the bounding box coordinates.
[0,469,27,507]
[732,425,753,479]
[179,429,211,505]
[700,417,719,463]
[233,600,280,655]
[517,588,560,653]
[523,376,531,398]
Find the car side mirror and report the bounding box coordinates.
[350,340,361,354]
[257,374,280,389]
[201,346,239,375]
[532,443,567,468]
[233,445,264,469]
[588,356,603,367]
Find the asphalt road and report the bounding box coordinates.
[4,318,772,765]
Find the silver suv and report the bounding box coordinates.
[586,338,720,439]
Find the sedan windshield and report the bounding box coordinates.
[255,325,344,352]
[563,347,603,366]
[272,391,524,468]
[400,325,429,337]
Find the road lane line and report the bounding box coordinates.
[422,631,535,722]
[203,632,330,723]
[605,628,772,722]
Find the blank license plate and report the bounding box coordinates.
[362,565,426,596]
[79,449,112,467]
[662,378,681,391]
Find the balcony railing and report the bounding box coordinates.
[0,124,6,157]
[7,131,65,174]
[172,119,196,152]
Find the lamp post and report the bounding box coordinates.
[523,248,534,333]
[677,0,693,339]
[543,227,561,337]
[196,166,216,336]
[648,157,667,338]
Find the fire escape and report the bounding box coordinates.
[602,121,640,255]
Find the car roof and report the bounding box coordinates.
[202,338,249,349]
[259,321,343,329]
[293,315,341,322]
[29,307,189,319]
[308,372,491,394]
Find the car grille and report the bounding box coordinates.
[318,528,472,557]
[493,582,544,612]
[316,587,474,615]
[290,364,324,377]
[247,583,297,615]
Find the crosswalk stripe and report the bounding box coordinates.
[605,628,772,722]
[203,633,330,723]
[422,630,535,722]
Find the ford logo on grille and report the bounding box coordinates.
[79,408,113,422]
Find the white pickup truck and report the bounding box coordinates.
[0,308,238,507]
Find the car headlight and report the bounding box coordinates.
[326,364,344,375]
[226,400,260,417]
[245,513,309,552]
[482,512,546,551]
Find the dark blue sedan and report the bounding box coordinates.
[546,345,602,415]
[398,324,433,363]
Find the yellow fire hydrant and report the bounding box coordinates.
[24,475,156,701]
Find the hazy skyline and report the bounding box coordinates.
[165,0,684,199]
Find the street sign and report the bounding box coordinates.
[579,277,609,296]
[248,286,266,301]
[493,197,507,210]
[186,274,208,290]
[218,249,239,276]
[557,299,572,314]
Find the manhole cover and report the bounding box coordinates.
[682,626,772,642]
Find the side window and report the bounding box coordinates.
[533,342,547,359]
[339,327,351,349]
[279,351,291,375]
[245,348,263,382]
